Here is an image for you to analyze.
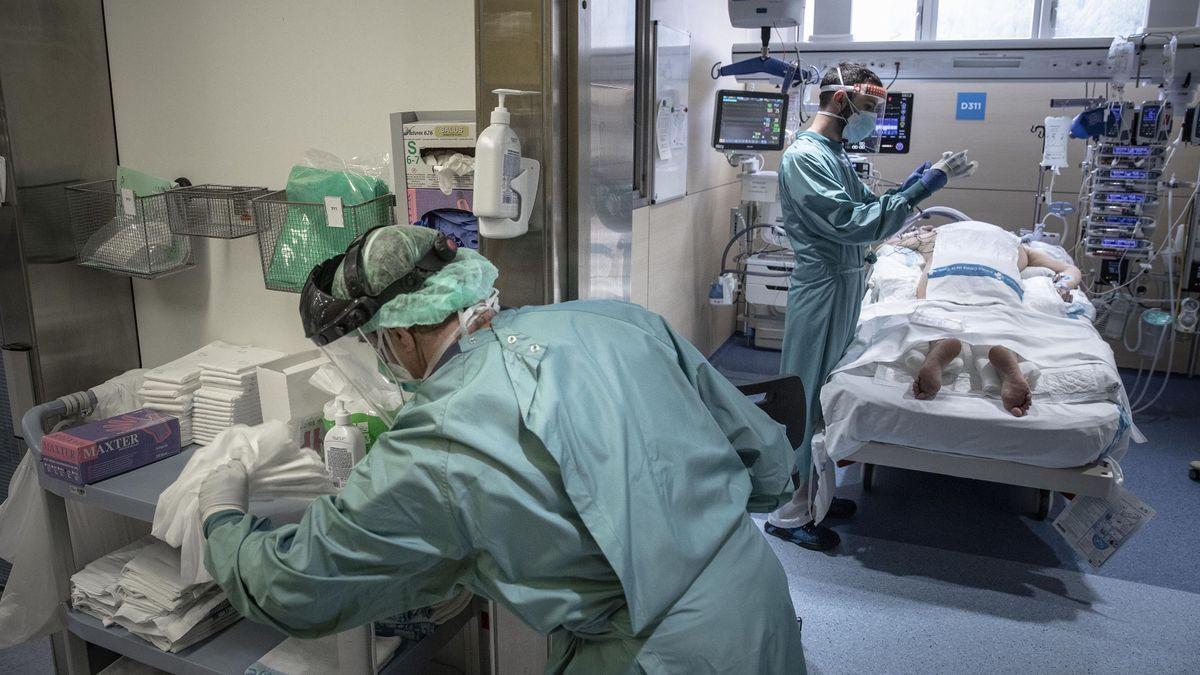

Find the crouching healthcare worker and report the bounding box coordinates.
[198,224,806,673]
[768,63,979,551]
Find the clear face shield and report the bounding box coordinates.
[318,329,409,428]
[819,67,887,153]
[299,225,463,429]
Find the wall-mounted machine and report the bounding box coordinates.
[719,0,815,93]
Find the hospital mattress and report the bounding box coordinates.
[819,370,1127,469]
[816,295,1139,471]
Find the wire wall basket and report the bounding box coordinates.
[252,190,396,293]
[165,184,270,239]
[65,179,194,279]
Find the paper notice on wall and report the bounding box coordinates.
[670,110,688,149]
[1042,116,1072,169]
[655,105,672,161]
[1052,484,1155,568]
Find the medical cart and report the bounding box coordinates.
[23,389,483,675]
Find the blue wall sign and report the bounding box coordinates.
[956,92,987,120]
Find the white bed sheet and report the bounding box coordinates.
[817,296,1141,471]
[820,370,1128,468]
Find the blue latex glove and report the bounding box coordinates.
[900,161,931,191]
[918,168,948,194]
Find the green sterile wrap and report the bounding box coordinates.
[79,167,190,275]
[117,166,174,197]
[264,165,392,291]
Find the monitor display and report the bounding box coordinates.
[1102,192,1146,204]
[712,90,788,151]
[846,92,914,154]
[1109,169,1148,180]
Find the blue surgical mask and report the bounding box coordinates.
[842,98,878,143]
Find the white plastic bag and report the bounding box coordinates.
[0,369,149,648]
[152,421,334,585]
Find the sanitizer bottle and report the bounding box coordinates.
[323,400,365,490]
[474,88,532,220]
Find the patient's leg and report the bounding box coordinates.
[912,338,962,400]
[988,345,1032,417]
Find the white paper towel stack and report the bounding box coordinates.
[191,347,283,445]
[138,341,283,447]
[71,537,239,653]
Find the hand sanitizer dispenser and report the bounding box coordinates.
[475,89,541,239]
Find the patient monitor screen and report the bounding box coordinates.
[712,90,788,151]
[846,92,914,154]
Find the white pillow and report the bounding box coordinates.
[926,221,1023,305]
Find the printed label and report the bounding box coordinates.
[121,188,137,216]
[502,150,521,206]
[324,196,345,228]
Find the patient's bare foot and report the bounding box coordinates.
[912,338,962,400]
[988,345,1032,417]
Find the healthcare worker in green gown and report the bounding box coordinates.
[765,63,980,551]
[198,224,806,673]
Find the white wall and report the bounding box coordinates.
[631,2,747,355]
[104,0,475,366]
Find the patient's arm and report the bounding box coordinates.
[1022,246,1082,290]
[887,225,938,255]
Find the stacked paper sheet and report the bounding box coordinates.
[70,538,153,622]
[191,344,283,445]
[137,342,284,447]
[70,538,239,653]
[139,379,199,445]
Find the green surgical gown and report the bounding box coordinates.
[205,300,805,673]
[777,131,931,477]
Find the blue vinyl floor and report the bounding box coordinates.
[711,335,1200,672]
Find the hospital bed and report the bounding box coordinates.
[813,215,1140,521]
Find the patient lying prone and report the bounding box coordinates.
[885,222,1081,417]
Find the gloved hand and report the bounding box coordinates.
[198,459,249,527]
[899,161,931,191]
[931,150,979,180]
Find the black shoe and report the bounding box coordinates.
[764,522,841,551]
[825,497,858,519]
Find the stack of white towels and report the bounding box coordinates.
[138,342,283,447]
[192,358,271,446]
[70,537,239,653]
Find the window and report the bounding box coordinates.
[809,0,1159,42]
[1052,0,1150,38]
[936,0,1035,40]
[851,0,920,42]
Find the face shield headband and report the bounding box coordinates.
[299,226,459,347]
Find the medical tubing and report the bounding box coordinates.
[1133,237,1181,412]
[1122,296,1144,353]
[1134,325,1176,413]
[720,224,793,278]
[1130,317,1169,407]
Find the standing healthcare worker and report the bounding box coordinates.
[767,63,980,551]
[198,225,806,673]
